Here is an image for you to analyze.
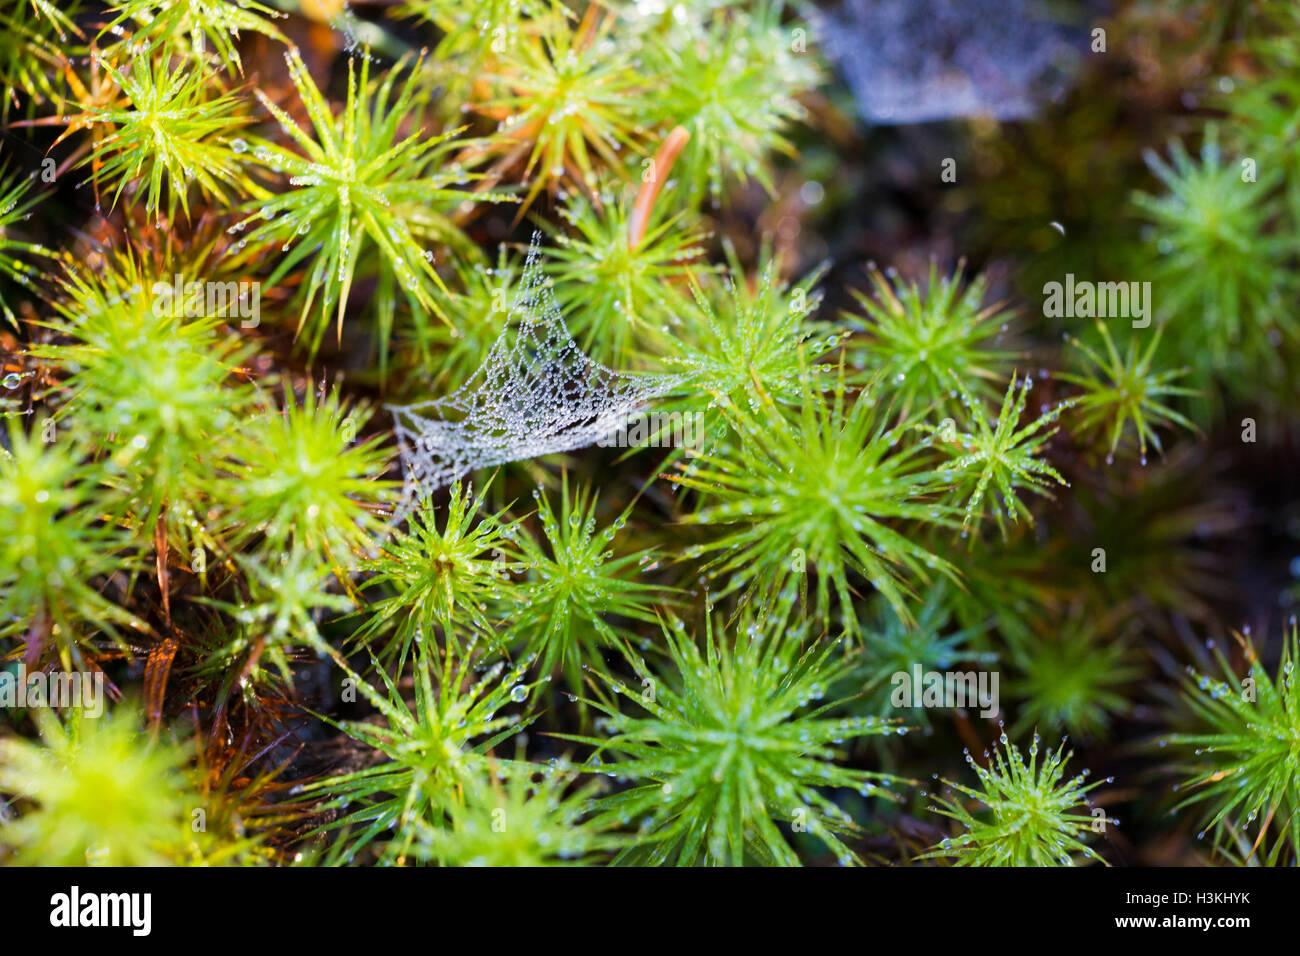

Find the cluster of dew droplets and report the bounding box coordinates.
[387,233,688,523]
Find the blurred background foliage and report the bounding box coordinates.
[0,0,1298,867]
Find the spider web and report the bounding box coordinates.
[387,234,687,520]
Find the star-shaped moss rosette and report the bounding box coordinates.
[1164,622,1300,866]
[561,604,911,866]
[921,732,1113,867]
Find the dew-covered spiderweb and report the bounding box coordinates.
[387,234,688,520]
[808,0,1085,124]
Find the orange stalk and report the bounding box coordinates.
[628,125,690,249]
